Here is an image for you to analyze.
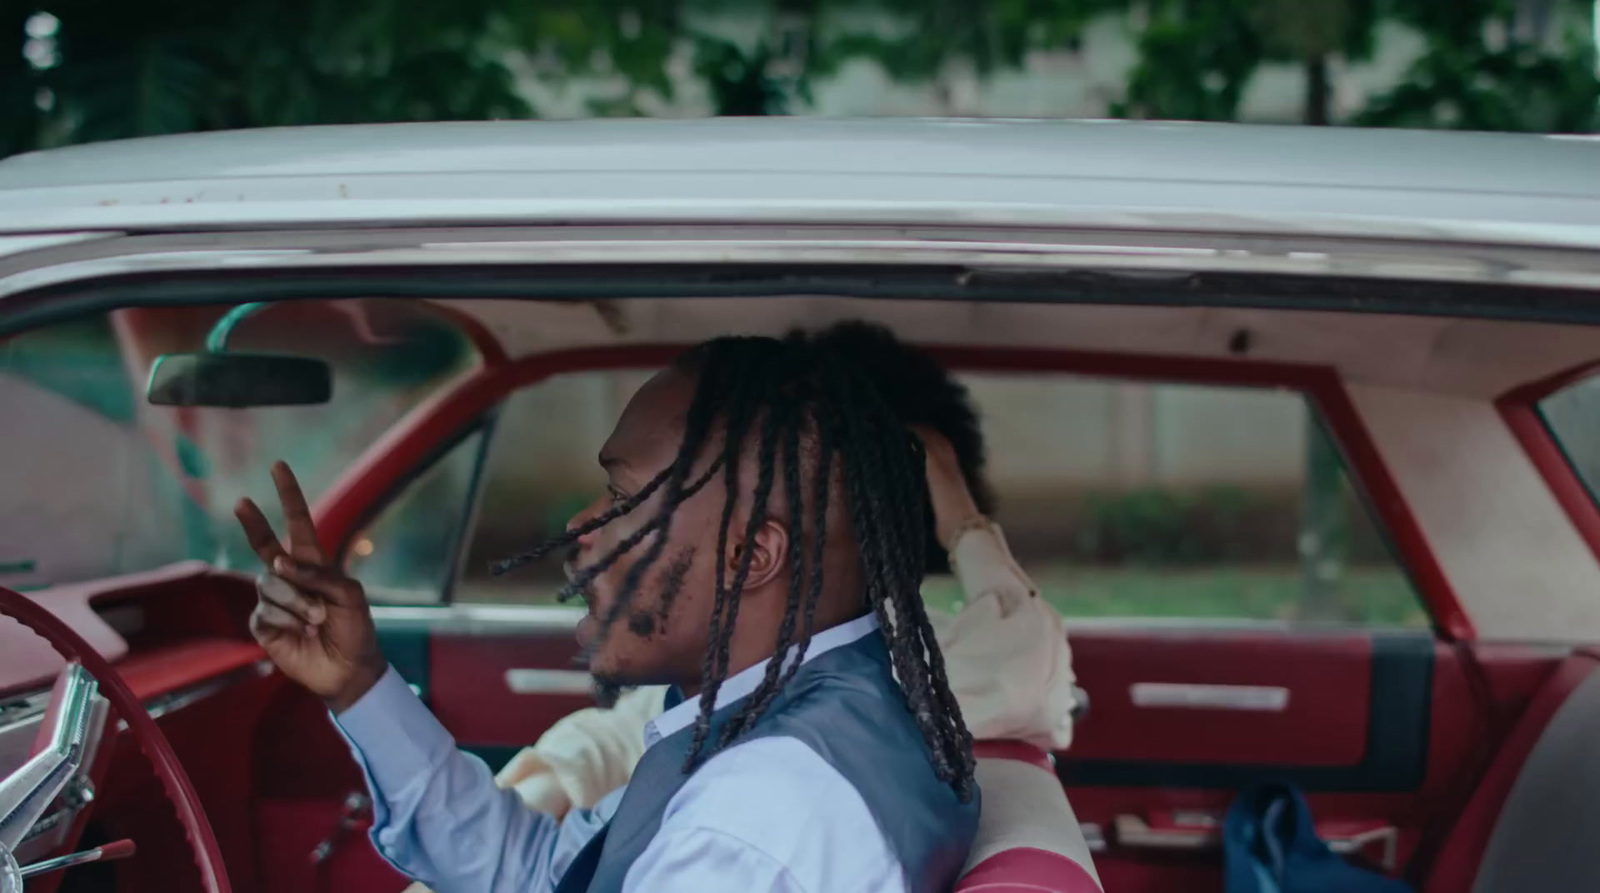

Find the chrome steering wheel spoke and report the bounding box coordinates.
[0,663,98,893]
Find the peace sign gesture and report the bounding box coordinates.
[235,462,386,713]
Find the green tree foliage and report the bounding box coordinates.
[0,4,41,157]
[694,35,808,114]
[5,0,533,149]
[1113,1,1268,122]
[501,2,684,116]
[1113,0,1380,124]
[2,0,1597,158]
[822,0,1111,82]
[1356,0,1600,131]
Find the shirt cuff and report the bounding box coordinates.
[332,664,456,794]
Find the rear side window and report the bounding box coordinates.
[1540,374,1600,505]
[921,374,1424,628]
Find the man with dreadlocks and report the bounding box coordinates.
[239,327,985,893]
[470,323,1077,823]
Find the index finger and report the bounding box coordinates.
[271,461,326,565]
[234,497,288,568]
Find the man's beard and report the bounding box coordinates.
[577,545,695,708]
[591,679,624,709]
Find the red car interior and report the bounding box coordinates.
[0,583,230,893]
[6,568,1575,893]
[425,633,591,752]
[1421,647,1600,893]
[958,849,1101,893]
[3,342,1594,893]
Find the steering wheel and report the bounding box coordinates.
[0,585,231,893]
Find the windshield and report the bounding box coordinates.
[0,299,476,592]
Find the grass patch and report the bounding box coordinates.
[457,563,1428,630]
[921,563,1427,628]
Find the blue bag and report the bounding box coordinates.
[1223,782,1412,893]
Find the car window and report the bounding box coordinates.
[1539,373,1600,506]
[376,368,1426,629]
[346,427,490,604]
[927,375,1423,628]
[0,299,475,592]
[456,371,654,606]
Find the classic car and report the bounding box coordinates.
[2,119,1599,893]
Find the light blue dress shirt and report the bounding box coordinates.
[334,613,908,893]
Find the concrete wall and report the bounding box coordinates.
[471,370,1310,534]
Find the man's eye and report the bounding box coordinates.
[608,487,628,505]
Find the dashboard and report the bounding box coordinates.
[0,564,272,891]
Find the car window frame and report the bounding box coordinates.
[340,413,498,606]
[1535,375,1600,511]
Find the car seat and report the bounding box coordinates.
[1424,647,1600,893]
[955,741,1102,893]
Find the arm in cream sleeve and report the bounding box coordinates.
[495,684,667,814]
[936,520,1078,752]
[498,521,1078,814]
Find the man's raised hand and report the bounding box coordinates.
[235,461,386,713]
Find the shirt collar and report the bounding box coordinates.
[644,612,880,748]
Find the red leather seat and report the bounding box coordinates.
[1425,648,1600,893]
[957,847,1102,893]
[954,741,1102,893]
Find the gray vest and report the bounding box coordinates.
[553,630,980,893]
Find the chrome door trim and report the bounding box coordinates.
[504,669,593,696]
[136,660,275,724]
[1128,682,1290,712]
[371,603,582,636]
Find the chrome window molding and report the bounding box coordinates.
[4,225,1600,314]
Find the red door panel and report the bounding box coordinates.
[1067,630,1372,767]
[1056,627,1571,890]
[1057,628,1425,890]
[429,630,591,747]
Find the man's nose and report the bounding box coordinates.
[567,499,604,547]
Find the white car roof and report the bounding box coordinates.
[1,118,1598,246]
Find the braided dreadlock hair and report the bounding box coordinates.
[495,330,977,801]
[808,321,995,574]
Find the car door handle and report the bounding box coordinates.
[1129,682,1289,711]
[504,668,593,695]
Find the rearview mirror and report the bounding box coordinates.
[146,352,332,407]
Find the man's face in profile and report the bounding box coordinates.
[564,367,723,690]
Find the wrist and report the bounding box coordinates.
[930,490,980,547]
[939,512,991,553]
[326,657,389,715]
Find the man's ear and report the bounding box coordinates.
[727,517,790,593]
